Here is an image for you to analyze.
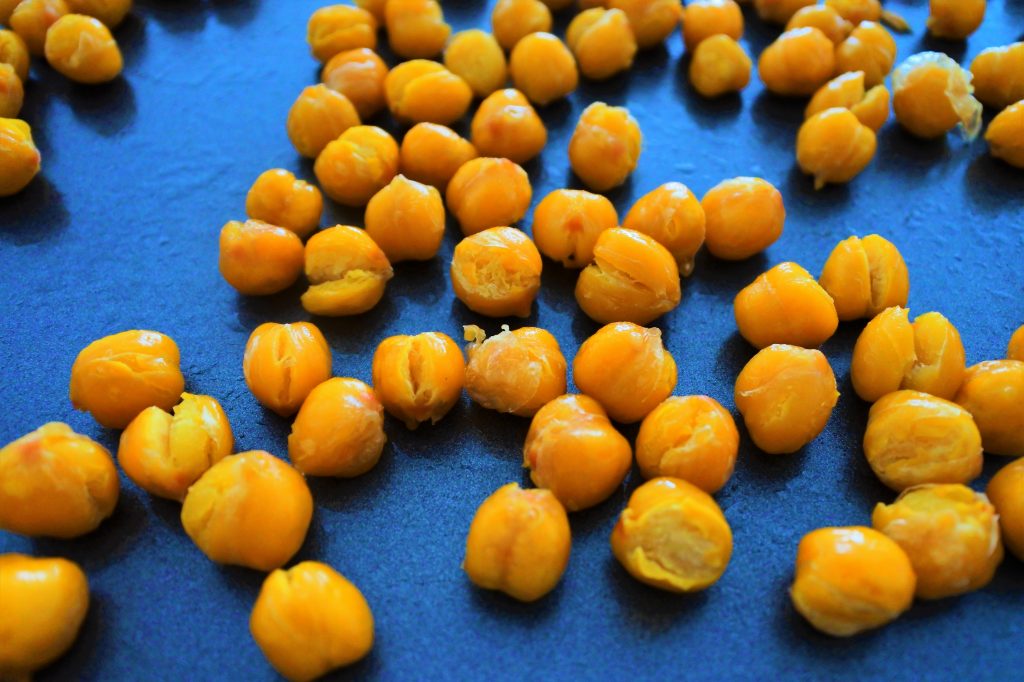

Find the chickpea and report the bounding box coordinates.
[987,458,1024,561]
[66,0,132,28]
[790,527,915,637]
[385,0,449,58]
[321,48,389,120]
[464,483,571,602]
[753,0,815,25]
[970,43,1024,110]
[785,5,852,45]
[451,228,542,317]
[0,29,31,82]
[385,59,473,125]
[567,8,637,80]
[681,0,743,52]
[470,88,547,164]
[688,34,751,98]
[43,13,121,83]
[118,393,233,501]
[796,107,877,190]
[1009,325,1024,361]
[0,63,23,118]
[701,177,784,260]
[0,0,17,23]
[607,0,682,49]
[446,157,532,235]
[805,72,889,132]
[568,102,642,191]
[985,100,1024,170]
[735,344,838,454]
[834,21,896,89]
[574,322,677,424]
[531,188,617,268]
[927,0,985,40]
[306,4,376,63]
[509,32,578,106]
[314,125,399,206]
[218,220,305,296]
[734,262,838,349]
[286,84,360,159]
[0,555,89,679]
[302,225,394,316]
[181,451,313,571]
[9,0,68,56]
[463,325,566,416]
[243,321,332,417]
[758,27,835,97]
[818,234,908,321]
[444,29,507,98]
[824,0,881,24]
[492,0,552,51]
[365,174,445,262]
[70,330,185,429]
[0,423,118,538]
[372,332,465,429]
[955,360,1024,457]
[245,169,322,239]
[892,52,983,140]
[611,477,732,592]
[354,0,386,23]
[524,394,632,510]
[619,183,703,276]
[251,562,373,680]
[399,122,477,189]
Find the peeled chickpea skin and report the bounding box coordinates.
[987,458,1024,561]
[385,59,473,125]
[805,72,889,132]
[785,5,852,45]
[65,0,132,28]
[242,321,333,417]
[464,483,571,602]
[797,107,877,189]
[314,125,399,206]
[819,234,908,321]
[623,183,705,275]
[1010,325,1024,361]
[492,0,552,51]
[44,13,122,83]
[892,52,983,140]
[365,174,445,262]
[385,0,449,58]
[682,0,743,51]
[0,117,41,197]
[0,29,31,82]
[509,32,578,106]
[10,0,68,56]
[302,225,393,316]
[372,332,465,429]
[451,229,542,317]
[758,27,836,97]
[218,220,305,296]
[701,177,784,260]
[306,4,376,63]
[446,157,532,236]
[321,48,389,120]
[970,43,1024,110]
[569,102,642,192]
[286,84,360,159]
[611,477,733,593]
[470,88,547,164]
[251,562,373,681]
[955,360,1024,457]
[245,169,322,239]
[689,34,752,98]
[0,64,23,118]
[463,325,566,417]
[399,122,477,189]
[734,262,838,349]
[986,101,1024,170]
[927,0,985,40]
[607,0,683,49]
[532,188,618,268]
[567,8,638,80]
[0,422,118,538]
[834,21,897,89]
[523,394,632,510]
[444,29,507,98]
[754,0,815,25]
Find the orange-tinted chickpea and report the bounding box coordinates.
[1,0,20,24]
[314,125,399,206]
[1009,325,1024,361]
[9,0,68,56]
[805,71,889,131]
[531,188,617,268]
[567,7,637,80]
[834,21,896,89]
[242,322,333,417]
[681,0,743,51]
[307,4,376,63]
[785,5,852,45]
[463,325,566,416]
[623,182,705,275]
[796,107,877,190]
[790,526,915,637]
[65,0,131,28]
[70,330,185,429]
[611,477,733,592]
[568,102,642,191]
[385,59,473,125]
[818,234,908,321]
[0,64,23,118]
[754,0,816,25]
[451,228,542,317]
[970,43,1024,110]
[321,48,389,120]
[286,84,360,159]
[43,13,122,84]
[385,0,449,58]
[758,27,836,96]
[987,458,1024,561]
[607,0,683,49]
[302,225,393,316]
[470,88,547,164]
[0,29,31,82]
[365,174,444,262]
[927,0,985,40]
[985,101,1024,169]
[492,0,552,51]
[118,393,233,501]
[372,332,465,429]
[701,177,784,260]
[354,0,386,22]
[892,52,983,140]
[399,122,478,189]
[245,169,322,240]
[0,423,118,538]
[688,35,751,98]
[955,360,1024,457]
[576,227,681,325]
[446,157,532,235]
[734,262,838,349]
[444,29,507,98]
[509,32,578,105]
[735,344,838,454]
[463,483,571,602]
[574,322,677,424]
[218,220,305,296]
[181,451,313,571]
[825,0,882,23]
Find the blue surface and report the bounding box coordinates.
[1,1,1023,680]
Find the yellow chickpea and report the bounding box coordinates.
[927,0,985,40]
[509,32,579,106]
[0,423,118,538]
[218,220,305,296]
[245,169,322,239]
[451,228,542,317]
[796,107,877,190]
[321,47,389,120]
[286,84,360,159]
[754,0,816,25]
[818,234,908,321]
[399,122,478,189]
[682,0,743,51]
[805,71,889,132]
[734,263,838,349]
[385,0,449,58]
[0,555,89,680]
[0,29,31,82]
[622,182,705,275]
[568,102,642,191]
[701,177,784,260]
[758,27,836,96]
[970,43,1024,110]
[463,325,566,416]
[892,52,983,140]
[251,562,373,681]
[365,174,445,262]
[790,526,915,637]
[987,458,1024,561]
[688,34,752,98]
[574,322,677,424]
[307,4,376,63]
[65,0,132,28]
[985,100,1024,169]
[785,5,852,45]
[1009,325,1024,361]
[492,0,552,51]
[302,225,394,316]
[243,321,333,417]
[735,344,839,454]
[372,332,465,429]
[354,0,386,22]
[44,13,122,83]
[0,63,23,118]
[607,0,682,49]
[10,0,68,56]
[464,483,571,602]
[385,59,473,125]
[446,157,532,235]
[834,21,897,89]
[955,360,1024,457]
[611,477,733,592]
[470,88,547,164]
[444,29,507,98]
[567,8,637,80]
[531,188,617,268]
[181,451,313,571]
[314,125,399,206]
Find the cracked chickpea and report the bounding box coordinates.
[314,125,399,206]
[65,0,132,28]
[307,4,376,63]
[365,174,445,262]
[569,102,642,191]
[471,88,547,164]
[243,322,333,417]
[286,84,360,159]
[385,0,449,58]
[758,27,835,96]
[754,0,816,25]
[805,72,889,132]
[444,29,506,98]
[681,0,743,51]
[0,64,23,118]
[451,228,542,317]
[385,59,473,125]
[492,0,552,51]
[509,32,578,106]
[785,5,852,45]
[245,169,322,239]
[819,234,908,321]
[463,325,566,417]
[970,43,1024,110]
[446,157,532,236]
[927,0,985,41]
[955,360,1024,458]
[44,13,122,83]
[688,34,751,98]
[701,177,784,260]
[567,8,637,80]
[531,189,617,269]
[734,262,838,349]
[302,225,393,316]
[218,220,305,296]
[987,458,1024,561]
[607,0,683,49]
[10,0,68,56]
[892,52,982,140]
[0,29,31,82]
[834,21,896,89]
[797,107,877,190]
[399,122,477,189]
[372,332,465,429]
[321,48,388,120]
[986,101,1024,170]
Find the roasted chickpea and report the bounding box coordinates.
[758,27,835,97]
[892,52,983,140]
[307,4,376,63]
[302,225,393,316]
[611,477,733,592]
[0,29,31,82]
[805,71,889,131]
[444,29,507,98]
[245,169,322,239]
[314,125,399,206]
[796,107,877,189]
[701,177,784,260]
[243,321,333,417]
[10,0,68,56]
[955,360,1024,457]
[66,0,132,28]
[0,423,118,538]
[734,262,838,349]
[0,64,23,118]
[399,122,477,189]
[286,84,360,159]
[1009,325,1024,361]
[470,88,547,164]
[509,32,578,105]
[754,0,815,25]
[464,483,571,602]
[251,562,374,680]
[446,157,532,235]
[43,13,121,83]
[607,0,682,49]
[354,0,386,22]
[985,100,1024,169]
[569,102,642,191]
[218,220,305,296]
[834,21,896,89]
[987,458,1024,561]
[321,47,389,120]
[622,182,704,275]
[688,34,751,98]
[531,188,617,268]
[385,59,473,124]
[681,0,743,51]
[181,451,313,571]
[574,322,677,424]
[451,228,542,317]
[818,234,908,321]
[385,0,449,58]
[463,325,566,416]
[372,332,465,429]
[567,8,637,80]
[970,43,1024,110]
[492,0,552,51]
[365,174,444,262]
[927,0,985,40]
[785,5,852,45]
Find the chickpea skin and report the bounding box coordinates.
[987,458,1024,561]
[734,262,839,349]
[681,0,744,52]
[385,0,450,59]
[365,174,445,263]
[44,13,122,84]
[754,0,816,25]
[444,29,507,98]
[955,360,1024,457]
[307,4,376,63]
[399,122,478,189]
[701,177,784,260]
[758,27,836,97]
[834,21,897,89]
[927,0,985,41]
[470,88,547,164]
[321,48,389,120]
[385,59,473,125]
[451,229,542,318]
[0,64,24,118]
[568,102,642,192]
[65,0,132,28]
[567,8,637,80]
[10,0,68,56]
[1009,325,1024,361]
[688,35,752,98]
[0,29,31,82]
[607,0,683,49]
[797,107,877,189]
[985,100,1024,169]
[805,72,890,132]
[463,325,566,417]
[218,220,305,296]
[243,322,333,417]
[314,125,399,206]
[892,52,983,140]
[492,0,552,51]
[970,43,1024,110]
[446,157,532,235]
[302,225,394,316]
[286,84,360,159]
[531,188,618,268]
[818,234,908,321]
[509,32,579,106]
[785,5,852,45]
[372,332,465,429]
[0,117,40,197]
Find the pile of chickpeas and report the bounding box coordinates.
[1,1,1022,680]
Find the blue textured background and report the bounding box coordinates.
[1,1,1023,680]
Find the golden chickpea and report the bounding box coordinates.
[470,88,547,164]
[243,321,333,417]
[1009,325,1024,361]
[354,0,386,23]
[385,0,449,58]
[568,102,642,191]
[754,0,817,25]
[607,0,682,49]
[321,47,389,120]
[70,330,185,429]
[970,43,1024,110]
[524,394,632,510]
[181,451,313,571]
[492,0,552,51]
[805,71,890,132]
[251,562,373,681]
[385,59,473,125]
[688,34,751,98]
[758,27,835,97]
[286,84,360,160]
[446,157,532,235]
[797,107,877,190]
[314,125,399,206]
[892,52,983,140]
[451,228,542,317]
[372,332,465,429]
[834,21,896,89]
[611,477,732,592]
[399,122,477,189]
[65,0,131,28]
[10,0,68,56]
[531,188,617,268]
[302,225,393,316]
[927,0,985,40]
[118,393,233,501]
[623,182,705,275]
[987,458,1024,561]
[818,234,908,321]
[734,262,838,349]
[43,13,121,83]
[701,177,784,260]
[955,360,1024,457]
[444,29,507,98]
[509,32,578,105]
[463,325,566,416]
[790,526,915,637]
[0,423,118,538]
[985,100,1024,169]
[567,8,637,80]
[735,344,838,454]
[307,4,376,63]
[0,29,31,82]
[245,169,323,239]
[0,63,23,118]
[904,312,966,399]
[681,0,742,51]
[464,483,571,602]
[365,174,445,262]
[0,555,89,679]
[574,322,677,424]
[218,220,305,296]
[785,5,852,45]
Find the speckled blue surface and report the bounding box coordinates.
[1,1,1023,680]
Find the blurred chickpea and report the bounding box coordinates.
[243,321,332,417]
[892,52,983,140]
[567,8,637,80]
[245,169,322,239]
[569,102,642,191]
[0,29,31,82]
[927,0,985,40]
[819,234,908,321]
[970,43,1024,110]
[834,21,896,89]
[307,4,376,63]
[797,107,877,189]
[955,360,1024,457]
[785,5,852,45]
[444,29,507,98]
[365,174,445,262]
[623,182,705,275]
[758,27,835,96]
[701,177,784,260]
[492,0,552,51]
[0,0,18,23]
[385,59,473,124]
[1010,325,1024,361]
[681,0,742,51]
[734,262,838,349]
[541,0,574,8]
[987,458,1024,561]
[688,34,751,98]
[470,88,547,164]
[574,322,677,424]
[446,157,532,235]
[985,100,1024,169]
[372,332,465,429]
[0,423,118,538]
[463,325,566,416]
[218,220,304,296]
[43,13,121,84]
[0,63,23,118]
[451,228,542,317]
[354,0,386,22]
[321,48,388,120]
[754,0,815,25]
[66,0,131,28]
[607,0,683,49]
[399,122,477,189]
[531,188,617,268]
[286,84,360,159]
[825,0,881,23]
[805,71,889,132]
[385,0,449,58]
[10,0,68,56]
[302,225,393,316]
[314,125,399,206]
[509,32,578,105]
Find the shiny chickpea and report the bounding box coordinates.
[892,52,983,140]
[754,0,815,25]
[531,188,617,268]
[904,312,966,399]
[701,177,784,260]
[834,21,896,89]
[286,84,360,159]
[818,234,908,321]
[985,100,1024,169]
[970,43,1024,110]
[463,325,566,416]
[790,526,915,637]
[623,183,705,275]
[251,562,373,680]
[607,0,682,49]
[218,220,305,296]
[681,0,743,51]
[927,0,985,40]
[758,27,835,96]
[0,423,118,538]
[302,225,393,316]
[0,64,23,118]
[567,8,637,80]
[955,360,1024,457]
[1009,325,1024,361]
[43,13,121,83]
[470,88,547,164]
[492,0,552,51]
[688,34,751,98]
[321,48,389,120]
[464,483,571,602]
[444,29,507,98]
[0,30,31,82]
[385,0,449,58]
[354,0,386,22]
[66,0,131,27]
[574,322,677,424]
[796,107,877,189]
[307,4,376,63]
[568,102,642,191]
[987,458,1024,561]
[314,125,399,206]
[611,477,732,592]
[734,262,838,349]
[365,174,445,262]
[385,59,473,125]
[785,5,852,45]
[399,122,477,189]
[451,228,542,317]
[245,169,322,239]
[10,0,68,56]
[509,32,578,105]
[181,451,313,571]
[243,321,333,417]
[372,332,465,429]
[805,71,890,132]
[446,157,532,235]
